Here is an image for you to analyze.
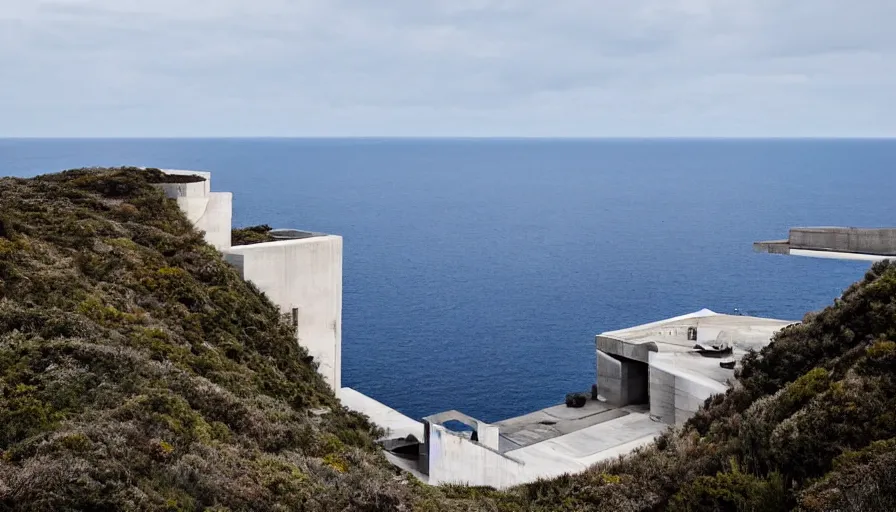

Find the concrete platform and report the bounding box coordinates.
[507,407,665,474]
[756,227,896,261]
[494,399,629,452]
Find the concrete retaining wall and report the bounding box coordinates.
[648,362,727,425]
[790,227,896,256]
[427,423,528,489]
[226,236,343,390]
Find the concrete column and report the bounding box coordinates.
[477,424,500,451]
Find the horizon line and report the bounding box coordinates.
[2,135,895,141]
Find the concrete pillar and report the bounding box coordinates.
[477,424,500,451]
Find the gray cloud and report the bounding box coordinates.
[1,0,894,136]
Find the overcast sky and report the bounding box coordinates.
[2,0,895,137]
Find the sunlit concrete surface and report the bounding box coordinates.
[226,235,343,391]
[158,169,341,391]
[340,387,424,441]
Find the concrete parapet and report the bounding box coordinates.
[426,422,526,488]
[156,169,211,198]
[791,227,896,255]
[596,335,657,363]
[339,387,424,441]
[756,227,896,258]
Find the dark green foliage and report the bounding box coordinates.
[668,461,789,512]
[0,168,429,511]
[2,167,896,511]
[231,224,276,246]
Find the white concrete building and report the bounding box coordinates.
[351,309,796,489]
[155,169,233,251]
[596,309,795,425]
[157,170,343,392]
[225,234,343,390]
[155,169,799,490]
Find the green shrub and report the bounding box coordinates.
[669,460,789,512]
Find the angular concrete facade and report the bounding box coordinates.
[151,168,805,490]
[596,309,795,425]
[225,236,343,391]
[158,169,342,392]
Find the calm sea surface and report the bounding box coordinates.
[2,138,895,422]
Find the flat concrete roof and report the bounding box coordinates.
[494,399,630,452]
[498,402,665,476]
[599,309,794,354]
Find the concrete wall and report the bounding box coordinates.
[596,350,648,406]
[198,193,232,250]
[790,227,896,256]
[648,362,727,425]
[427,423,528,489]
[226,236,343,391]
[156,170,232,251]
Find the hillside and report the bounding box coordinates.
[1,167,895,511]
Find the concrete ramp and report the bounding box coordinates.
[340,387,424,441]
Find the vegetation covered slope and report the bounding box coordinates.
[2,167,895,511]
[0,168,479,511]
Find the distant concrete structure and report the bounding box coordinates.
[755,227,896,262]
[597,309,795,425]
[158,169,342,392]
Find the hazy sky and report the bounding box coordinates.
[2,0,895,137]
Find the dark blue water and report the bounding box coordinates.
[2,138,895,423]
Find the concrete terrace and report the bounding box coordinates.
[755,227,896,261]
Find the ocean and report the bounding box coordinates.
[2,138,895,423]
